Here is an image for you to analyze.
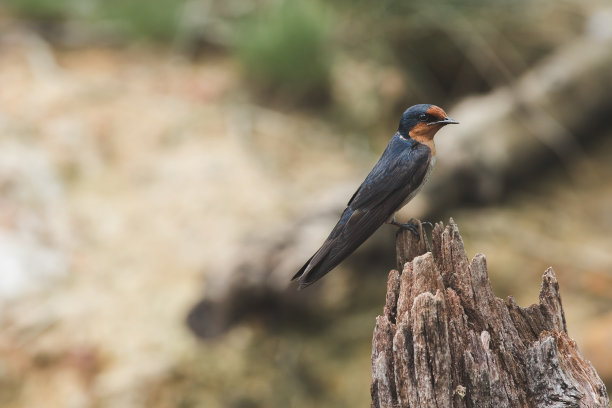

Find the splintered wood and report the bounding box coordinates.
[371,220,609,408]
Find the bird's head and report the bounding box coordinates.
[398,104,458,141]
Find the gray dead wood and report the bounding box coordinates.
[371,220,609,408]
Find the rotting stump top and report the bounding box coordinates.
[371,219,609,408]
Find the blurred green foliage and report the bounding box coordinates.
[5,0,185,40]
[98,0,183,40]
[5,0,74,20]
[332,0,583,101]
[3,0,586,111]
[234,0,333,106]
[5,0,335,104]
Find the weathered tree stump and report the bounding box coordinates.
[371,220,609,408]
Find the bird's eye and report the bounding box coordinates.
[418,113,428,121]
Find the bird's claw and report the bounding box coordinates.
[390,220,420,237]
[390,219,435,237]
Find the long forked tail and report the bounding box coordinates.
[292,251,337,290]
[292,207,383,289]
[292,252,335,290]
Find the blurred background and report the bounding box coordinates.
[0,0,611,406]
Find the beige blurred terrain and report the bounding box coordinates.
[0,2,611,407]
[0,31,373,406]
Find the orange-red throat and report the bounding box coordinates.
[408,105,454,155]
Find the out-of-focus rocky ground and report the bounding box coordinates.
[0,5,611,407]
[0,26,372,406]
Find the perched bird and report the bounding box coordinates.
[292,104,458,289]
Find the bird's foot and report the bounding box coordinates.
[389,219,420,237]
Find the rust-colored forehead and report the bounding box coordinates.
[427,105,447,119]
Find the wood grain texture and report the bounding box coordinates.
[371,219,609,408]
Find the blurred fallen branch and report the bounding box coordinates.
[372,220,609,407]
[187,182,363,338]
[418,25,612,214]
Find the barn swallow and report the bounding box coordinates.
[292,104,458,289]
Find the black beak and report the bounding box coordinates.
[429,117,459,126]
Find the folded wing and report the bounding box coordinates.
[293,136,431,289]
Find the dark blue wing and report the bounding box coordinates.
[293,134,432,288]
